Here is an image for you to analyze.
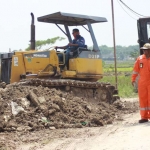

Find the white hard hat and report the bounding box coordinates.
[140,43,150,50]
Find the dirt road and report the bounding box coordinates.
[1,98,150,150]
[14,98,149,150]
[18,112,150,150]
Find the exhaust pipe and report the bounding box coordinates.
[30,13,35,50]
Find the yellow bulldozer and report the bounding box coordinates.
[1,12,118,103]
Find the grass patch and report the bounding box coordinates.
[103,61,134,73]
[103,67,133,73]
[100,75,138,98]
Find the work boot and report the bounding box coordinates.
[139,119,148,123]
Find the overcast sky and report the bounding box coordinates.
[0,0,150,52]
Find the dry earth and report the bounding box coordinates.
[0,84,141,150]
[18,111,150,150]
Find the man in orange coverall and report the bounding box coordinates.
[132,43,150,123]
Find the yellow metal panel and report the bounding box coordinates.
[49,50,59,66]
[23,50,59,74]
[10,54,26,83]
[69,58,103,74]
[24,56,50,74]
[62,71,76,78]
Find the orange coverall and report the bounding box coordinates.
[132,54,150,119]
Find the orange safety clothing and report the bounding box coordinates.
[132,54,150,119]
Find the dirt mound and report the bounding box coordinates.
[0,84,138,132]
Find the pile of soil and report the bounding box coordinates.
[0,84,138,132]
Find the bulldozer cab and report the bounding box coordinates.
[137,17,150,54]
[38,12,108,79]
[37,12,107,52]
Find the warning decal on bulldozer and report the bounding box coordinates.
[14,57,18,66]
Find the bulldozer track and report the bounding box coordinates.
[19,79,119,104]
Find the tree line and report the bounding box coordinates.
[99,45,140,61]
[11,37,140,61]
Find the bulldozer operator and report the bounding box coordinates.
[55,28,85,69]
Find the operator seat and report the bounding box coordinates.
[71,45,89,58]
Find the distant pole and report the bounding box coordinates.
[111,0,118,89]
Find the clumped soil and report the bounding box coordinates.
[0,84,138,133]
[0,83,139,149]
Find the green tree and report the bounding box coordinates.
[25,36,65,50]
[97,45,140,61]
[130,49,140,60]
